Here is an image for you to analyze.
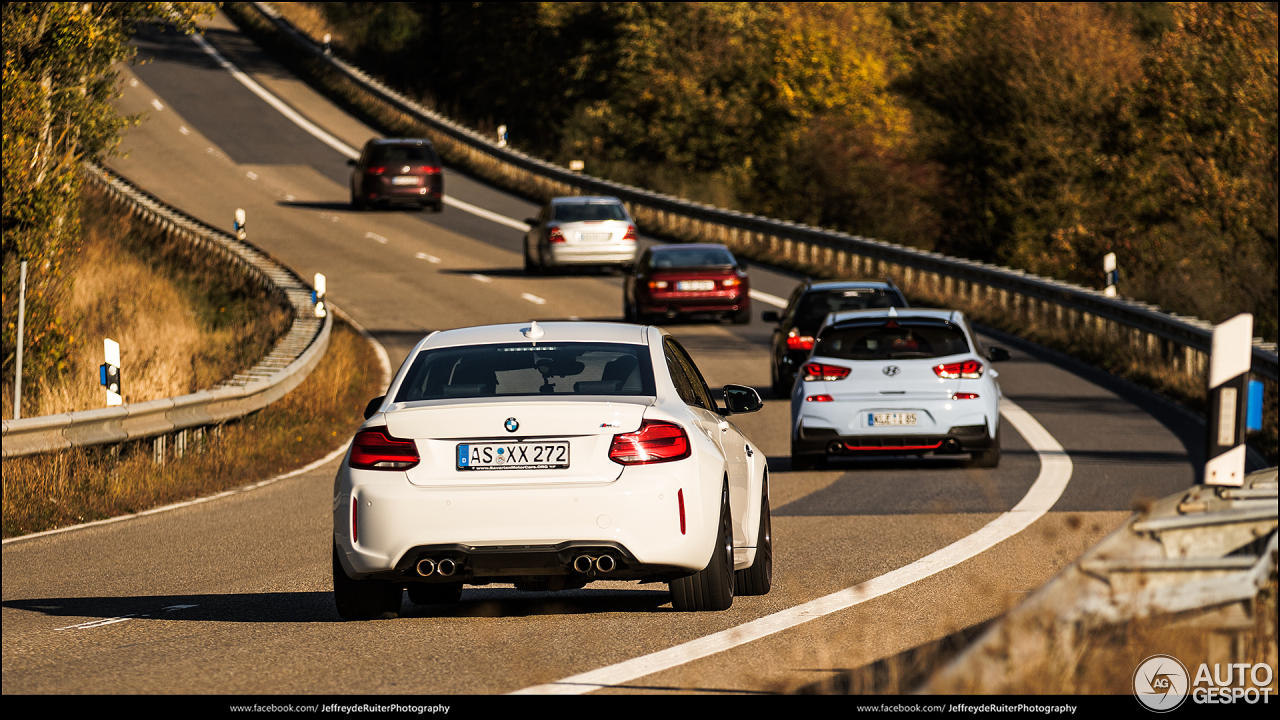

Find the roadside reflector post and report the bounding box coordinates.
[1103,252,1118,297]
[100,338,123,407]
[234,208,247,240]
[497,124,508,149]
[1204,313,1252,486]
[13,260,26,420]
[569,160,585,173]
[323,33,332,55]
[312,273,327,318]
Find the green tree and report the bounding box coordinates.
[2,2,213,412]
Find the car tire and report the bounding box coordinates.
[734,473,772,596]
[623,301,636,322]
[538,245,554,275]
[524,247,538,275]
[407,582,462,606]
[350,190,367,212]
[791,450,826,471]
[669,482,734,612]
[732,305,751,325]
[333,545,402,620]
[966,425,1001,469]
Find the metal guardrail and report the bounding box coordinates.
[0,161,331,458]
[247,2,1276,386]
[922,467,1278,692]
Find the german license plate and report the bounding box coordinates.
[391,175,419,186]
[580,232,611,242]
[870,412,917,427]
[457,442,569,471]
[676,280,715,291]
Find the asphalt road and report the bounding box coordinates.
[1,13,1209,696]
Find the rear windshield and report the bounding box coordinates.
[394,342,655,401]
[796,289,904,331]
[370,145,438,165]
[650,248,735,269]
[814,320,969,361]
[552,203,628,222]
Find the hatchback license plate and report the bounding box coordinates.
[870,412,917,427]
[457,442,569,471]
[676,280,716,291]
[391,175,419,186]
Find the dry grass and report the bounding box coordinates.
[1,183,290,417]
[1,319,381,538]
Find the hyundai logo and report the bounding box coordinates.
[882,365,901,377]
[504,418,519,433]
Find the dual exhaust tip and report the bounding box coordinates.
[416,558,457,577]
[416,555,617,577]
[573,554,616,574]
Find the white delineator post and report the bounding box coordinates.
[497,125,508,148]
[1103,252,1118,297]
[1204,313,1252,486]
[102,338,123,407]
[234,208,247,240]
[313,273,327,318]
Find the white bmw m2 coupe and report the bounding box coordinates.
[334,321,771,619]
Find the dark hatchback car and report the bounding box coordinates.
[348,138,443,211]
[764,279,908,396]
[623,244,750,324]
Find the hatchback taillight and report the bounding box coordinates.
[421,165,442,175]
[609,421,691,465]
[549,228,566,244]
[802,362,851,381]
[365,166,387,176]
[623,224,638,241]
[934,360,984,379]
[349,427,420,470]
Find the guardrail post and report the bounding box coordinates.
[175,428,187,459]
[153,434,166,466]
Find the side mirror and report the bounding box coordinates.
[347,159,357,167]
[720,384,763,415]
[524,218,538,227]
[736,257,750,271]
[762,310,780,323]
[987,347,1011,362]
[363,395,386,420]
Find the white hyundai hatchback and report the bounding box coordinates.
[334,321,771,619]
[790,308,1009,470]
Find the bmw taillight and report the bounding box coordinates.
[934,360,984,379]
[786,329,815,350]
[549,228,566,244]
[349,427,420,470]
[623,224,638,241]
[609,421,691,465]
[802,362,851,381]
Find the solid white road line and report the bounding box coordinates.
[512,397,1072,694]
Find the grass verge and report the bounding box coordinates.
[2,318,381,538]
[1,181,291,417]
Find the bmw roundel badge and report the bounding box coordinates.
[504,417,519,433]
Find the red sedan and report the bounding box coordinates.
[624,244,751,324]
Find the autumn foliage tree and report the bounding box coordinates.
[2,2,212,412]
